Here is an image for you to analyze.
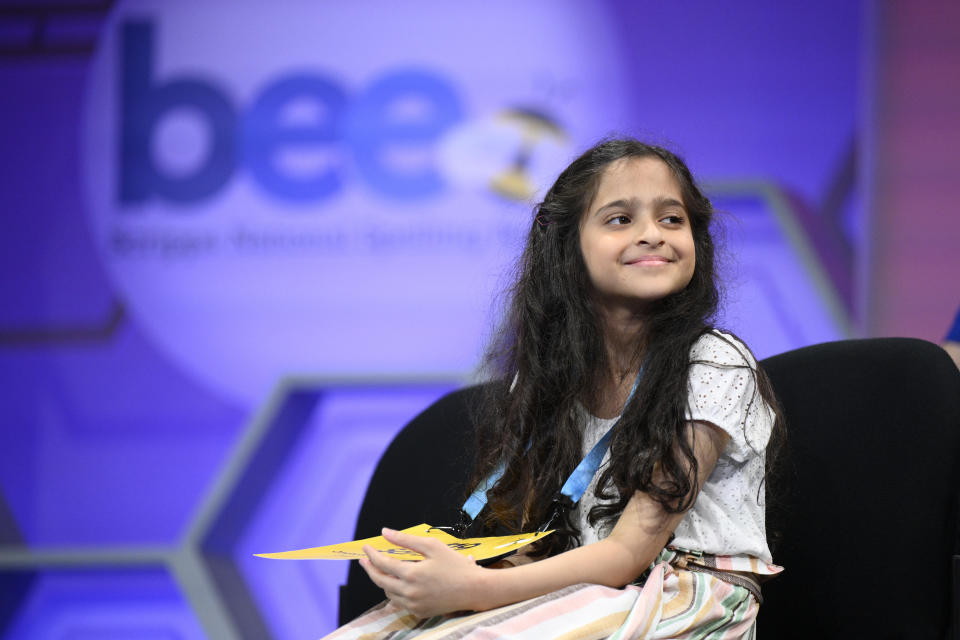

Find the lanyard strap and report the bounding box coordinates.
[461,461,505,520]
[461,370,642,522]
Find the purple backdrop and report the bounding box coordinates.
[0,1,876,638]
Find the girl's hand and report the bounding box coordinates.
[359,528,486,617]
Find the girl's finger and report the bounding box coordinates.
[359,556,408,595]
[380,528,444,556]
[363,545,413,580]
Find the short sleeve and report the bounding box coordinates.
[684,331,772,462]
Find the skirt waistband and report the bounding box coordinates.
[659,547,767,604]
[681,562,764,604]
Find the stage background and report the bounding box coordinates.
[1,1,958,638]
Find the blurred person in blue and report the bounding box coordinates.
[326,138,783,639]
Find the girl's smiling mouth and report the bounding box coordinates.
[625,255,673,265]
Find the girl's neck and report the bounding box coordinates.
[592,306,646,419]
[600,304,646,374]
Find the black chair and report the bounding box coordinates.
[760,338,960,638]
[339,338,960,639]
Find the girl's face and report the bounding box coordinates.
[579,156,696,309]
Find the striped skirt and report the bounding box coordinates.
[324,549,781,640]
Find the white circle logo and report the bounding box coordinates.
[83,0,629,405]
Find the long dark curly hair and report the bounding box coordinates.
[469,137,783,557]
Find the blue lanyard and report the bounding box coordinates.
[461,370,642,524]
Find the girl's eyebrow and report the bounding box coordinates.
[656,197,686,210]
[592,196,685,217]
[592,198,633,217]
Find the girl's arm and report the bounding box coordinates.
[486,551,534,569]
[359,420,729,617]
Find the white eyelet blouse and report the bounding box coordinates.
[573,330,775,563]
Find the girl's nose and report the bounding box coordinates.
[635,220,664,246]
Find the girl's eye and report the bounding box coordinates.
[606,214,631,225]
[661,214,685,225]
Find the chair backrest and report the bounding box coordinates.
[339,338,960,637]
[338,384,481,624]
[760,337,960,638]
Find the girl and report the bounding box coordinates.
[327,138,783,639]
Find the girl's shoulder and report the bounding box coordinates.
[689,329,758,369]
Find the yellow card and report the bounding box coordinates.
[254,523,552,561]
